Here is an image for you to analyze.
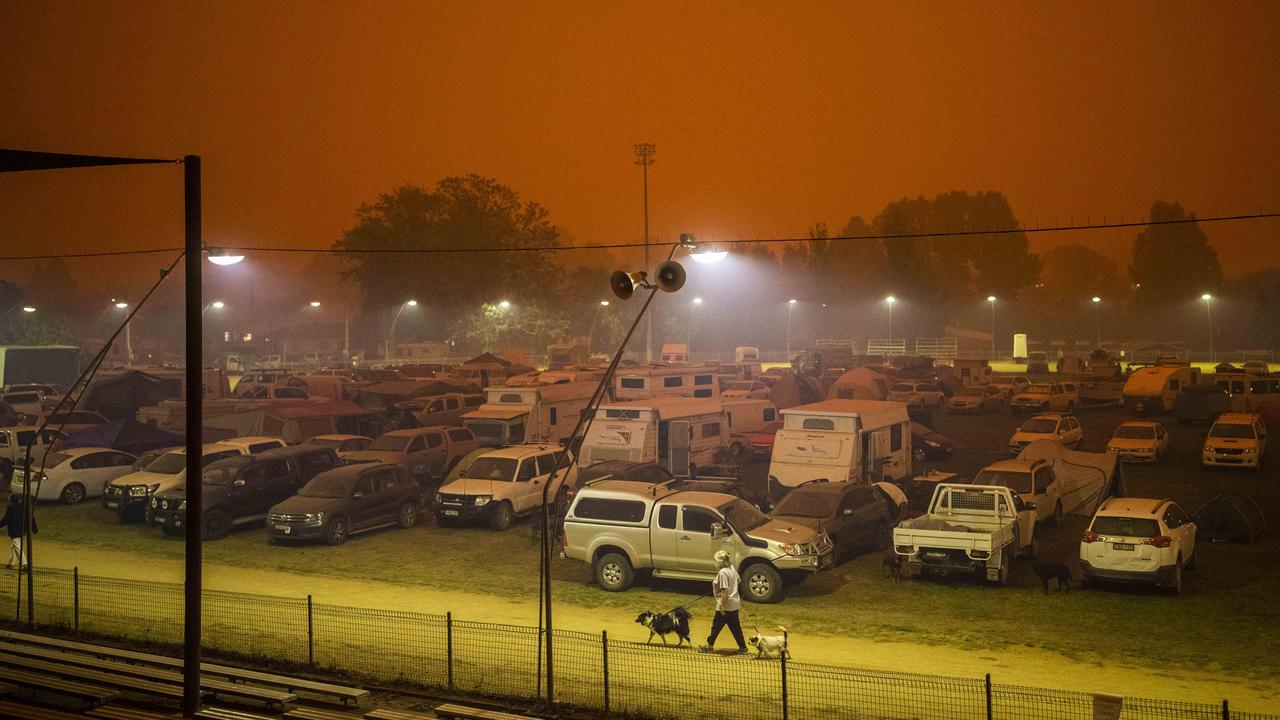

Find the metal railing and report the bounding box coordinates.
[2,567,1274,720]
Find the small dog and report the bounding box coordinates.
[635,608,692,646]
[1033,560,1072,594]
[882,553,902,582]
[748,627,790,659]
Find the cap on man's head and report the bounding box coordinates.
[713,550,731,567]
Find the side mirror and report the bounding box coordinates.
[1025,501,1038,512]
[710,522,731,538]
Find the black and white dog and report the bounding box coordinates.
[635,608,693,646]
[748,627,790,659]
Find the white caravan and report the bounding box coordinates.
[614,365,720,401]
[766,400,912,495]
[1123,364,1200,414]
[722,399,779,456]
[462,381,597,447]
[579,397,727,475]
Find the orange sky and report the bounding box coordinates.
[3,1,1279,293]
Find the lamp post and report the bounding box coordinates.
[786,299,797,360]
[1091,297,1102,348]
[987,296,997,360]
[690,297,703,355]
[112,300,133,368]
[282,301,320,364]
[385,299,418,364]
[885,296,896,343]
[586,300,609,355]
[634,143,656,364]
[1202,293,1214,363]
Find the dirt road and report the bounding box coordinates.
[31,540,1277,712]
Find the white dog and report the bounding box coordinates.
[747,626,789,659]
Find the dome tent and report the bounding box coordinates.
[1195,494,1266,543]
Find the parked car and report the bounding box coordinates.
[769,480,898,560]
[1010,383,1078,414]
[888,382,945,409]
[342,426,479,484]
[267,462,422,545]
[1080,497,1197,594]
[4,383,65,399]
[990,376,1030,397]
[151,445,341,539]
[911,421,953,460]
[1107,421,1168,463]
[1,391,47,417]
[1009,413,1082,454]
[1201,412,1267,471]
[0,425,68,481]
[40,410,110,435]
[239,385,313,400]
[746,421,783,460]
[433,444,577,530]
[102,441,261,522]
[947,386,1005,414]
[722,380,771,400]
[893,483,1038,585]
[9,447,137,504]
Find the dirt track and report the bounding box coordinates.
[32,540,1278,712]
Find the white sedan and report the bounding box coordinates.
[9,447,137,504]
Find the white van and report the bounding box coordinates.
[722,399,779,456]
[579,397,727,476]
[1214,373,1280,413]
[766,400,912,495]
[735,346,761,363]
[462,381,597,447]
[953,359,993,388]
[1123,365,1201,414]
[660,343,689,364]
[614,365,720,401]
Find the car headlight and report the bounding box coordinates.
[779,542,808,556]
[151,497,159,508]
[148,483,161,494]
[1107,446,1119,453]
[473,495,491,507]
[1242,448,1255,454]
[129,485,149,497]
[925,440,941,448]
[303,512,325,526]
[178,501,187,511]
[433,493,443,504]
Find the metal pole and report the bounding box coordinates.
[73,567,79,631]
[643,161,651,365]
[888,302,894,342]
[386,305,405,364]
[985,673,993,720]
[990,302,997,360]
[307,594,314,665]
[446,611,454,690]
[125,321,133,368]
[602,630,610,714]
[182,154,203,719]
[1223,699,1230,720]
[343,291,350,362]
[1095,307,1101,348]
[1206,299,1214,363]
[780,647,789,720]
[786,303,793,360]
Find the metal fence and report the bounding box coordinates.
[2,567,1275,720]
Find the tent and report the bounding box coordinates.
[203,400,376,443]
[1018,440,1125,516]
[767,373,827,410]
[81,370,182,420]
[356,379,477,409]
[63,418,184,455]
[1195,494,1266,543]
[826,367,891,401]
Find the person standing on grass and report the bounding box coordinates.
[699,550,748,654]
[0,493,36,570]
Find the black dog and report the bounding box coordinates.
[882,553,902,582]
[1033,560,1072,594]
[636,608,693,646]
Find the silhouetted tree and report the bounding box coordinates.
[1129,201,1222,306]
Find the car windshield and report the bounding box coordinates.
[1091,516,1160,537]
[202,465,240,485]
[772,489,833,518]
[1113,425,1155,439]
[1024,384,1050,394]
[1021,418,1058,433]
[465,457,517,481]
[973,470,1032,494]
[367,435,411,451]
[721,498,770,531]
[1210,423,1255,439]
[145,452,188,475]
[299,474,353,498]
[890,384,914,393]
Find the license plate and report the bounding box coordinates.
[444,510,459,517]
[155,516,165,524]
[274,525,291,534]
[105,500,119,509]
[1112,543,1135,551]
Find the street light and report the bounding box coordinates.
[111,299,133,367]
[786,299,798,360]
[689,297,703,354]
[1091,297,1102,348]
[885,296,896,342]
[498,300,511,310]
[1202,294,1214,363]
[386,299,419,364]
[21,306,35,313]
[206,247,245,266]
[586,300,609,355]
[282,302,321,363]
[987,296,997,360]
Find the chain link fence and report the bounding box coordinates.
[1,567,1274,720]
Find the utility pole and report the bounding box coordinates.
[634,143,656,363]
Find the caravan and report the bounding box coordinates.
[766,400,912,495]
[462,381,597,447]
[722,398,779,456]
[579,397,727,475]
[614,365,720,401]
[1213,373,1280,413]
[1123,365,1201,414]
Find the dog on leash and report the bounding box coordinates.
[882,553,902,582]
[748,627,789,659]
[635,608,693,646]
[1032,560,1072,594]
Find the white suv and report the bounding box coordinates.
[1080,498,1197,594]
[1202,413,1267,471]
[432,444,577,531]
[1010,382,1078,414]
[1008,413,1082,454]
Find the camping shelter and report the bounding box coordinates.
[81,370,182,420]
[203,400,376,443]
[356,379,478,410]
[1195,494,1266,543]
[826,367,891,401]
[63,418,184,455]
[1018,440,1125,516]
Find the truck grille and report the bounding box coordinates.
[1214,447,1245,456]
[269,513,308,523]
[438,494,476,507]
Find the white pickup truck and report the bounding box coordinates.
[892,483,1038,585]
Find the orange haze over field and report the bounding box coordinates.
[3,1,1279,290]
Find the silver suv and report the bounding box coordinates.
[561,479,834,603]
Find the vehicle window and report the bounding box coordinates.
[1092,516,1160,537]
[516,460,536,482]
[354,475,377,495]
[427,401,443,413]
[1231,381,1245,394]
[405,436,426,453]
[536,454,557,475]
[375,468,399,490]
[764,408,776,422]
[298,452,336,471]
[693,388,714,398]
[694,375,714,386]
[250,441,284,454]
[16,430,36,446]
[701,423,721,439]
[1163,505,1187,529]
[573,497,646,522]
[239,465,267,485]
[1067,417,1079,431]
[111,452,135,466]
[0,431,8,445]
[70,453,102,470]
[1033,468,1054,493]
[620,378,645,389]
[802,418,835,431]
[663,377,683,388]
[682,506,718,533]
[1021,418,1058,434]
[890,424,902,451]
[1250,380,1270,394]
[425,433,444,449]
[465,395,484,408]
[1209,423,1255,439]
[657,505,677,529]
[446,398,460,411]
[550,407,558,425]
[448,429,472,442]
[262,459,291,480]
[839,489,865,513]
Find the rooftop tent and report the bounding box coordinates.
[1195,494,1267,543]
[1017,440,1125,516]
[62,418,185,455]
[81,370,181,420]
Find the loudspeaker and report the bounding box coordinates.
[655,261,686,293]
[610,270,637,300]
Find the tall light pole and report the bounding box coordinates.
[690,297,703,355]
[1202,293,1214,363]
[1091,296,1102,348]
[885,296,896,342]
[385,299,418,364]
[987,296,997,360]
[586,300,609,355]
[112,300,133,368]
[634,143,656,363]
[282,301,320,363]
[786,299,797,360]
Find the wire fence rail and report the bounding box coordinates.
[2,567,1275,720]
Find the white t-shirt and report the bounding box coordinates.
[713,565,741,612]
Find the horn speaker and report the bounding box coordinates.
[655,261,686,293]
[610,270,637,300]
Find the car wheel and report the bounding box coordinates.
[594,552,634,592]
[994,561,1009,586]
[1022,527,1039,559]
[396,502,418,529]
[202,509,230,541]
[488,502,514,531]
[872,521,890,552]
[729,442,743,457]
[742,562,785,604]
[1052,501,1064,526]
[1185,548,1197,571]
[324,516,350,545]
[60,483,86,505]
[912,447,926,463]
[1170,554,1184,595]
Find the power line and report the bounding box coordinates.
[1,210,1277,261]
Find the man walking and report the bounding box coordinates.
[0,493,36,569]
[699,550,748,654]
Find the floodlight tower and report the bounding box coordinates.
[634,143,656,363]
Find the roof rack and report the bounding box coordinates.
[651,478,681,496]
[1152,498,1172,514]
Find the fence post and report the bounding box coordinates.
[1223,699,1230,720]
[446,611,454,691]
[73,567,79,631]
[306,595,314,665]
[985,673,993,720]
[780,649,789,720]
[601,630,609,714]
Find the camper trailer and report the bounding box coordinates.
[735,346,761,363]
[579,397,727,475]
[766,400,912,495]
[1123,365,1201,414]
[659,343,689,364]
[462,381,597,447]
[614,365,720,401]
[722,398,779,456]
[952,359,993,388]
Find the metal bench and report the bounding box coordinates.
[87,705,183,720]
[194,708,280,720]
[429,705,531,720]
[0,630,365,706]
[0,666,119,705]
[286,707,364,720]
[0,655,183,701]
[365,710,438,720]
[0,698,90,720]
